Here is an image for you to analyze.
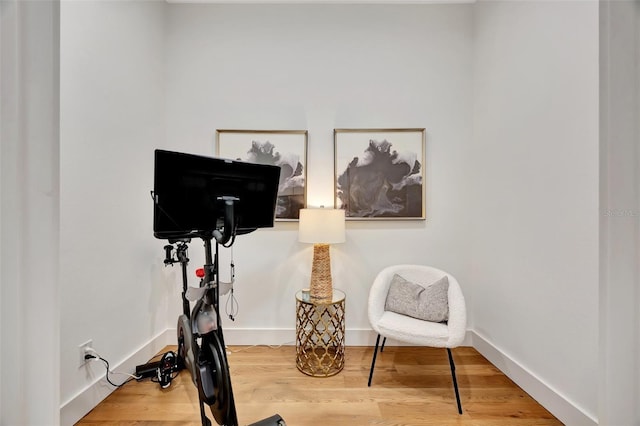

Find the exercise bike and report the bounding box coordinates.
[161,197,285,426]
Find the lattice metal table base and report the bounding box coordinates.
[295,290,345,377]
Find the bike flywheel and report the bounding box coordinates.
[198,331,234,425]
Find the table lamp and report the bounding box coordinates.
[298,208,346,301]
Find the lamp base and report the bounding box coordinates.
[309,243,333,301]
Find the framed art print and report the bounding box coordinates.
[334,128,425,220]
[216,129,307,221]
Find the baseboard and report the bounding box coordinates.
[220,327,475,347]
[164,327,374,346]
[59,329,174,426]
[470,330,597,426]
[220,327,296,346]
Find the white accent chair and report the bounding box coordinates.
[367,264,467,414]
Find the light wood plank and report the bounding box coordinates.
[76,346,562,426]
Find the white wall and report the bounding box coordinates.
[164,4,474,341]
[59,0,168,420]
[471,1,599,425]
[599,1,640,425]
[56,1,615,425]
[58,4,473,422]
[1,1,60,424]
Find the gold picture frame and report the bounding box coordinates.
[334,128,426,220]
[216,129,308,221]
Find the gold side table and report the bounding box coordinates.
[295,289,346,377]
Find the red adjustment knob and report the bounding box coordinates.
[195,268,205,278]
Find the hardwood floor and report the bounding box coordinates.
[77,345,562,426]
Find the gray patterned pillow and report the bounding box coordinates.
[384,274,449,322]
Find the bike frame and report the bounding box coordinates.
[192,236,239,426]
[168,197,283,426]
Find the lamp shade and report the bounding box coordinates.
[298,208,345,244]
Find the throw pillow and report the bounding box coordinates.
[384,273,449,322]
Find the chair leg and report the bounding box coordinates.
[380,337,387,352]
[368,334,381,387]
[447,348,463,414]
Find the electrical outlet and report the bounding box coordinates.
[78,339,94,367]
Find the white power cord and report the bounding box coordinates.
[84,348,142,383]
